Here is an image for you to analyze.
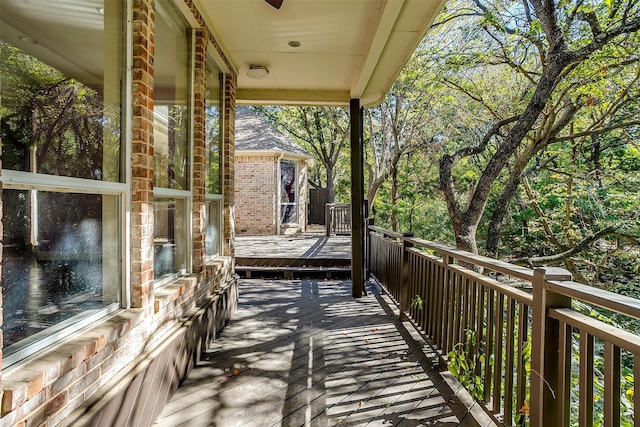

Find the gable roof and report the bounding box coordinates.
[235,107,312,159]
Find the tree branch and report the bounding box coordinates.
[510,227,618,265]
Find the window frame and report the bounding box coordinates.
[204,57,225,261]
[279,158,299,226]
[152,0,196,284]
[0,0,129,366]
[1,173,126,368]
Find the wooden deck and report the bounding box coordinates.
[154,279,494,427]
[235,232,351,261]
[235,233,352,278]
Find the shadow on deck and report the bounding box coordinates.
[154,279,494,427]
[235,232,352,279]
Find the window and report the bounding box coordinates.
[205,60,223,258]
[205,199,222,258]
[153,198,188,280]
[280,160,297,224]
[0,1,123,364]
[153,1,192,282]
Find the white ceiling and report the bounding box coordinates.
[195,0,446,106]
[0,0,107,85]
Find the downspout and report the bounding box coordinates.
[276,153,284,235]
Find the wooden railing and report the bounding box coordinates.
[367,224,640,427]
[325,203,351,236]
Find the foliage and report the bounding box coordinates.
[446,330,485,401]
[254,106,351,203]
[0,42,120,181]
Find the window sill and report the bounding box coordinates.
[153,257,231,314]
[1,308,143,418]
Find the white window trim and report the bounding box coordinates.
[152,6,196,282]
[279,158,299,226]
[204,66,225,260]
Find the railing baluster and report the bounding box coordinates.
[579,331,594,427]
[434,261,444,348]
[484,288,495,403]
[557,320,572,427]
[604,342,621,427]
[444,256,455,353]
[504,297,515,426]
[515,301,528,426]
[427,257,437,338]
[492,292,505,414]
[420,257,425,327]
[635,356,640,427]
[449,271,460,353]
[464,277,472,347]
[474,282,485,392]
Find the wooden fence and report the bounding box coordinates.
[367,224,640,427]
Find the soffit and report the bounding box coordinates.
[195,0,446,106]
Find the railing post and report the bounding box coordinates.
[366,218,374,278]
[399,232,414,321]
[325,204,331,237]
[530,267,572,427]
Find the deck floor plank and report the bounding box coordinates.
[235,233,351,261]
[154,279,491,427]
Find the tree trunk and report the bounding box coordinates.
[326,165,335,203]
[452,219,479,254]
[485,175,520,256]
[440,53,571,254]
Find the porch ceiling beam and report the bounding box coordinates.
[350,0,405,100]
[236,89,351,106]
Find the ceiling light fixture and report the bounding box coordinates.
[288,41,301,48]
[19,36,38,45]
[247,65,269,79]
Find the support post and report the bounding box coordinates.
[530,267,572,426]
[399,232,414,320]
[325,204,331,237]
[350,99,365,298]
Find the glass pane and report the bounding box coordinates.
[154,198,187,280]
[153,3,190,190]
[206,199,222,257]
[206,68,222,194]
[280,160,296,204]
[2,190,120,353]
[0,2,122,181]
[280,203,298,224]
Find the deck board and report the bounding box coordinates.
[154,279,494,427]
[235,233,351,260]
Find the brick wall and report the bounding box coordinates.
[223,74,236,258]
[192,28,209,275]
[130,0,156,310]
[235,155,278,235]
[235,156,309,235]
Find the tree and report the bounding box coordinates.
[257,106,350,203]
[364,63,437,220]
[430,0,640,254]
